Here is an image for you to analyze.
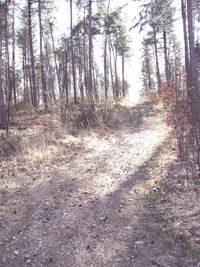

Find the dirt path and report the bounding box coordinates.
[0,103,199,267]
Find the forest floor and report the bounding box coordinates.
[1,102,200,267]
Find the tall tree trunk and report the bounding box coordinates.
[70,0,77,103]
[152,25,161,89]
[186,0,200,169]
[49,22,62,97]
[64,45,69,104]
[88,0,93,102]
[146,57,152,94]
[122,53,125,97]
[181,0,190,87]
[109,40,114,98]
[93,63,98,101]
[83,6,88,97]
[22,50,26,101]
[5,2,12,133]
[111,42,119,98]
[163,30,170,81]
[104,38,108,99]
[28,0,37,107]
[0,75,6,127]
[38,0,48,111]
[0,23,6,127]
[187,0,198,92]
[104,0,111,100]
[44,41,56,103]
[78,35,84,101]
[12,0,16,106]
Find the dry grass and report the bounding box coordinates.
[0,101,134,178]
[0,126,84,177]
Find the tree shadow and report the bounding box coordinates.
[0,103,184,267]
[0,133,173,266]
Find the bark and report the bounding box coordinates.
[122,54,125,97]
[0,20,6,126]
[38,0,48,111]
[70,0,77,103]
[28,0,37,107]
[83,6,88,96]
[78,34,84,101]
[5,2,12,133]
[110,41,119,98]
[12,0,16,106]
[88,0,93,101]
[44,41,56,103]
[181,0,190,87]
[146,57,152,94]
[187,0,198,92]
[64,46,69,104]
[49,22,61,97]
[93,63,98,101]
[104,0,111,100]
[104,38,108,99]
[152,25,161,88]
[109,40,114,98]
[163,30,170,81]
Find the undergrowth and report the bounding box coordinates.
[0,101,132,177]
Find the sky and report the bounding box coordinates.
[53,0,184,103]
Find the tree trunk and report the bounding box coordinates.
[109,40,115,98]
[181,0,190,87]
[78,35,84,101]
[88,0,93,102]
[12,0,16,106]
[44,41,56,103]
[104,0,111,100]
[122,54,125,97]
[0,23,6,127]
[5,2,12,133]
[187,0,198,92]
[38,0,48,111]
[152,25,161,89]
[83,6,88,97]
[163,30,170,81]
[49,22,62,97]
[70,0,77,103]
[146,57,152,94]
[111,42,119,98]
[28,0,37,107]
[64,46,69,104]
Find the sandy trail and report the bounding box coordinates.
[1,103,187,267]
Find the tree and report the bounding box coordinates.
[133,0,175,88]
[38,0,48,110]
[141,38,155,96]
[88,0,93,102]
[0,2,7,127]
[69,0,77,103]
[27,0,37,107]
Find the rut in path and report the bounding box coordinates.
[0,103,192,267]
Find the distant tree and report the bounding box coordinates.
[133,0,175,88]
[141,38,155,96]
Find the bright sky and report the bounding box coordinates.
[54,0,184,104]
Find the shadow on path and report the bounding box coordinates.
[1,103,195,267]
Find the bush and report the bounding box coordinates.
[0,134,22,157]
[66,103,101,131]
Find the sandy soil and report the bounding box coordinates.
[0,103,200,267]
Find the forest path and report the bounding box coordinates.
[0,103,197,267]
